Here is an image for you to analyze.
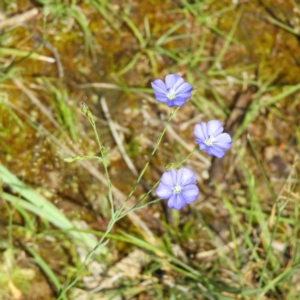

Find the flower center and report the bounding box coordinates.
[173,185,182,194]
[167,88,176,100]
[204,135,214,146]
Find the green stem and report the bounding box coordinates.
[92,124,114,214]
[118,145,199,219]
[82,102,115,216]
[117,183,160,219]
[174,146,198,168]
[58,219,115,299]
[59,105,182,299]
[115,107,180,219]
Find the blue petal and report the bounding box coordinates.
[160,169,176,187]
[167,194,186,210]
[213,133,232,150]
[206,145,225,158]
[177,168,196,186]
[175,91,192,100]
[172,98,187,107]
[167,100,179,107]
[195,139,208,151]
[194,122,208,142]
[151,79,167,94]
[172,77,185,91]
[156,182,173,199]
[181,185,199,204]
[153,92,169,103]
[165,74,183,89]
[175,82,192,96]
[207,120,223,137]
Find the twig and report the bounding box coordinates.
[196,237,243,261]
[44,42,64,78]
[0,47,55,63]
[0,8,39,30]
[100,97,139,177]
[13,79,60,128]
[80,83,122,90]
[79,82,157,104]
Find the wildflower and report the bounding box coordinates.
[156,168,199,210]
[151,74,193,107]
[194,120,232,158]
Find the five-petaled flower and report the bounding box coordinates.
[151,74,193,107]
[156,168,199,210]
[194,120,232,158]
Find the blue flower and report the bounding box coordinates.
[151,74,193,107]
[194,120,232,158]
[156,168,199,210]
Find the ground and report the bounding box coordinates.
[0,0,300,299]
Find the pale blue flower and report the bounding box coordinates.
[194,120,232,158]
[151,74,192,107]
[156,168,199,210]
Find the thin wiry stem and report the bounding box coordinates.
[115,107,180,219]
